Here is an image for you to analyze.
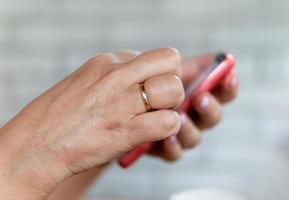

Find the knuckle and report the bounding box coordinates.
[90,53,117,64]
[118,49,140,56]
[161,111,181,132]
[98,53,115,60]
[162,48,181,62]
[162,48,182,75]
[115,50,141,62]
[169,75,185,105]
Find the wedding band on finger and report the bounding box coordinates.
[139,82,152,111]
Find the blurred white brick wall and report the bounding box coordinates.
[1,0,289,200]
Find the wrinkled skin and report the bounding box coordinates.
[0,48,239,200]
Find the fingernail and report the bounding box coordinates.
[199,96,210,110]
[229,76,237,88]
[180,113,186,125]
[169,135,178,144]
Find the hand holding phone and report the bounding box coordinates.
[118,53,235,168]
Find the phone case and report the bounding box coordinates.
[118,53,235,168]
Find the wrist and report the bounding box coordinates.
[0,126,70,199]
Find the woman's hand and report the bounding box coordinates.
[148,54,239,161]
[0,48,185,199]
[47,51,239,200]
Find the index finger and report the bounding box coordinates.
[124,48,183,84]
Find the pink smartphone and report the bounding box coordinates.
[118,53,235,168]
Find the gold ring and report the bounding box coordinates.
[140,83,152,111]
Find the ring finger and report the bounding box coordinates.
[127,74,185,114]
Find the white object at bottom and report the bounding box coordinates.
[170,188,249,200]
